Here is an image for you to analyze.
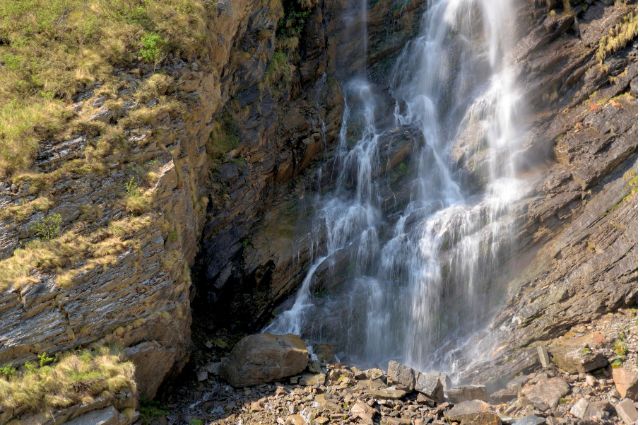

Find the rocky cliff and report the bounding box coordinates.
[0,0,425,412]
[0,0,636,423]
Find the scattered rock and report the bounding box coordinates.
[196,370,208,382]
[350,400,376,424]
[220,334,309,387]
[569,397,589,419]
[387,360,415,390]
[445,400,501,425]
[299,373,326,386]
[285,414,305,425]
[511,415,546,425]
[312,344,336,363]
[615,398,638,425]
[369,388,408,400]
[612,367,638,400]
[205,362,221,375]
[446,385,488,403]
[536,346,551,368]
[519,376,569,410]
[366,368,385,381]
[490,387,518,403]
[415,372,445,402]
[549,333,609,374]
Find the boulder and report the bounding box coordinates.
[446,385,488,403]
[220,334,308,387]
[445,400,501,425]
[387,360,415,390]
[613,367,638,400]
[350,400,376,424]
[415,372,445,402]
[519,376,569,410]
[548,332,609,373]
[615,398,638,425]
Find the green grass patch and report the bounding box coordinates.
[0,346,135,415]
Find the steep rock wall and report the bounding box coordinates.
[461,0,638,388]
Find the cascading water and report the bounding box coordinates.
[266,0,527,378]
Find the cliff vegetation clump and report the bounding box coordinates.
[0,347,134,416]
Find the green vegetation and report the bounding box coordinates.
[139,399,169,425]
[265,50,294,88]
[613,333,629,357]
[0,365,17,379]
[0,347,135,414]
[0,0,211,177]
[611,357,624,368]
[37,352,55,368]
[31,212,62,240]
[139,32,166,67]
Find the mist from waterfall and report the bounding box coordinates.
[266,0,526,378]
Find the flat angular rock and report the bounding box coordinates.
[570,398,589,419]
[445,400,501,425]
[613,367,638,400]
[490,387,518,403]
[519,376,569,410]
[615,399,638,425]
[63,406,120,425]
[299,373,326,386]
[415,372,445,402]
[220,333,308,387]
[446,385,488,403]
[350,400,376,424]
[369,387,408,400]
[549,333,608,373]
[387,360,415,390]
[584,400,613,421]
[512,415,546,425]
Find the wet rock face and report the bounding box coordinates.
[461,0,638,387]
[193,0,426,333]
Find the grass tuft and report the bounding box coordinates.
[0,346,135,415]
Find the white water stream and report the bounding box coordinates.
[266,0,526,378]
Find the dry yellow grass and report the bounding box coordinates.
[0,0,209,178]
[0,347,135,414]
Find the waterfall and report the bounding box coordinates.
[266,0,526,378]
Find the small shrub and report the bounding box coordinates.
[139,32,166,67]
[189,419,204,425]
[37,352,55,368]
[613,334,628,358]
[0,365,16,379]
[139,399,169,425]
[611,357,624,368]
[264,50,293,88]
[124,176,149,214]
[31,213,62,240]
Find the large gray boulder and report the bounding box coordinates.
[220,333,309,387]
